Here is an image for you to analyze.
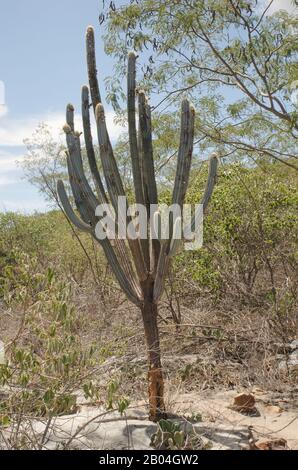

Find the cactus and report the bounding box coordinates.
[57,25,218,422]
[150,419,205,450]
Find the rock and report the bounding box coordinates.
[290,339,298,351]
[274,343,292,354]
[255,438,288,450]
[231,393,255,411]
[278,358,298,374]
[265,405,283,414]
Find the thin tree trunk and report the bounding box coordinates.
[141,280,166,422]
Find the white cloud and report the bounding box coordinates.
[0,109,125,147]
[266,0,297,14]
[0,150,24,189]
[0,150,25,172]
[0,176,18,187]
[0,198,48,213]
[0,105,8,119]
[0,108,126,213]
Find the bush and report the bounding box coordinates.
[173,162,297,310]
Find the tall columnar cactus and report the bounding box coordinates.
[57,26,218,422]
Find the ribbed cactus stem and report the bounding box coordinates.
[95,103,125,207]
[81,86,107,203]
[200,153,219,211]
[127,52,144,206]
[66,103,75,131]
[57,24,218,423]
[172,100,195,208]
[138,91,158,207]
[57,180,92,233]
[169,216,182,256]
[86,26,101,110]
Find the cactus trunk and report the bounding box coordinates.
[141,279,165,421]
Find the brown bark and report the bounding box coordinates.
[141,279,166,422]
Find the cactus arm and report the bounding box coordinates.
[154,102,195,300]
[57,179,92,233]
[169,217,183,256]
[65,153,94,225]
[86,27,125,206]
[65,129,99,213]
[95,103,147,281]
[155,156,218,302]
[66,156,143,303]
[138,91,158,207]
[200,153,218,212]
[172,100,195,207]
[86,27,147,281]
[100,237,143,306]
[95,103,126,207]
[86,26,101,110]
[65,109,144,295]
[183,153,218,237]
[60,146,143,304]
[127,52,145,206]
[138,91,160,270]
[81,85,108,203]
[59,170,142,305]
[66,103,75,131]
[153,243,170,302]
[154,216,182,302]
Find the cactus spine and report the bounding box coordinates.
[57,26,218,422]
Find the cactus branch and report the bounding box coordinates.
[127,52,145,206]
[57,180,92,233]
[172,100,195,208]
[81,86,108,203]
[86,26,101,110]
[200,153,219,211]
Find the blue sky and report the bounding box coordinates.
[0,0,123,212]
[0,0,295,213]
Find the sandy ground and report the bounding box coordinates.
[17,387,296,450]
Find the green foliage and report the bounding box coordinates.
[106,379,130,414]
[150,419,206,450]
[101,0,298,167]
[0,210,106,287]
[172,161,297,304]
[0,263,98,429]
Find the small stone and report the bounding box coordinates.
[265,405,283,414]
[274,343,292,354]
[290,339,298,351]
[232,393,255,411]
[255,438,287,450]
[278,359,298,373]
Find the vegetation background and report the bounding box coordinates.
[0,0,297,449]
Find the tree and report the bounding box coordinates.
[57,26,218,421]
[22,125,100,285]
[22,124,67,205]
[101,0,298,169]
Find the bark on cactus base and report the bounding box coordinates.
[141,281,166,422]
